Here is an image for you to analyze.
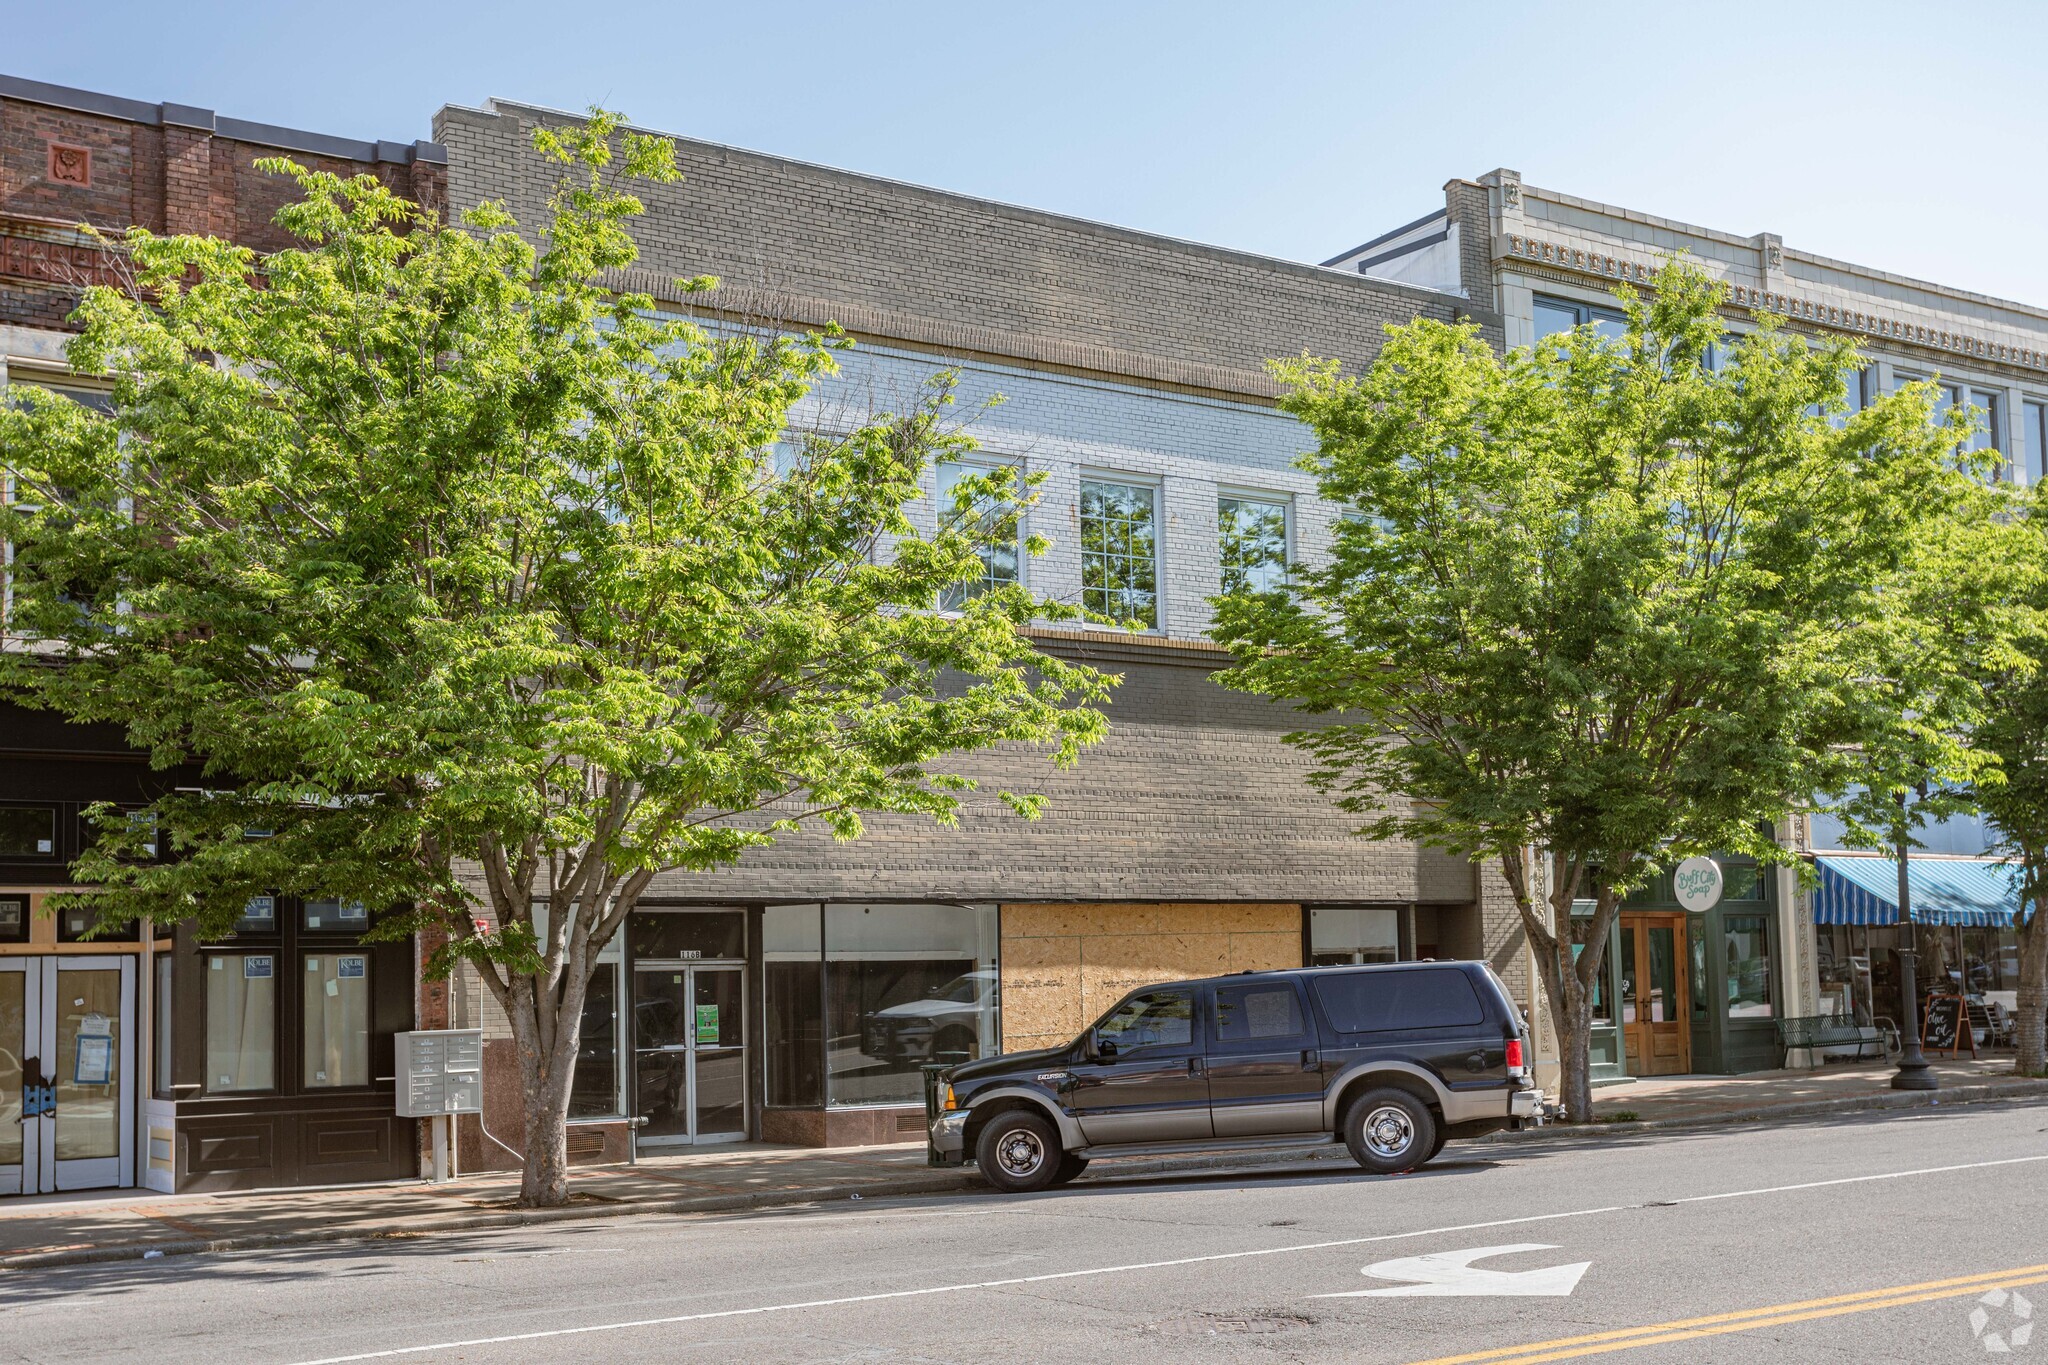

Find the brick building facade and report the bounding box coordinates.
[0,73,444,1196]
[431,97,1522,1157]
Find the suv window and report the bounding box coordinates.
[1097,989,1194,1051]
[1213,982,1305,1045]
[1314,968,1485,1033]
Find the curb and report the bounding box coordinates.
[7,1080,2046,1273]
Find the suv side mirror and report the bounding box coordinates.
[1090,1033,1118,1062]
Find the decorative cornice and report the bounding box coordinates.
[1497,231,2048,373]
[0,213,127,294]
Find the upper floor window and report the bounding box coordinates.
[1079,477,1159,630]
[936,460,1021,610]
[1218,494,1289,594]
[1533,296,1627,345]
[2025,400,2047,485]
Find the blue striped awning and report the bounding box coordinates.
[1813,855,2021,928]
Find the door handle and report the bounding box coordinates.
[1301,1049,1320,1071]
[1187,1056,1204,1076]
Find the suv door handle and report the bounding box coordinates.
[1301,1049,1320,1071]
[1187,1056,1205,1077]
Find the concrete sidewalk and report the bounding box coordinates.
[4,1057,2043,1272]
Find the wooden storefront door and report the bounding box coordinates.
[1619,913,1691,1076]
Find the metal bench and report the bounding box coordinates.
[1777,1013,1887,1066]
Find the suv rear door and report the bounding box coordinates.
[1207,977,1322,1137]
[1068,986,1211,1145]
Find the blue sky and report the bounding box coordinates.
[8,0,2047,304]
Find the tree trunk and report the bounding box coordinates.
[2018,887,2048,1077]
[505,976,584,1208]
[1554,994,1596,1123]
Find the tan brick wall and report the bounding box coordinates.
[999,902,1302,1054]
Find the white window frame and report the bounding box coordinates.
[1077,471,1164,632]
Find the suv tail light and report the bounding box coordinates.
[1505,1037,1527,1078]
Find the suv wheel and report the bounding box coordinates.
[1342,1088,1438,1174]
[975,1110,1063,1193]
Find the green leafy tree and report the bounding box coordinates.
[1926,484,2048,1074]
[1212,260,1982,1120]
[0,112,1110,1206]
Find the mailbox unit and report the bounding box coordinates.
[394,1028,483,1117]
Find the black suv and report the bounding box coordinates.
[928,961,1540,1193]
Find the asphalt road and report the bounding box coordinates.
[5,1100,2047,1364]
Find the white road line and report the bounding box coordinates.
[289,1152,2048,1364]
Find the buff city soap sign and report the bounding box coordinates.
[1672,857,1724,912]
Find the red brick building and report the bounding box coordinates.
[0,72,445,1196]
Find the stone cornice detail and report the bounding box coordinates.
[1497,231,2048,373]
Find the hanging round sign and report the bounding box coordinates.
[1672,857,1724,912]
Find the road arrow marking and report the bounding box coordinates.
[1314,1242,1591,1298]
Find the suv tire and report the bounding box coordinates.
[1342,1087,1437,1174]
[975,1110,1063,1193]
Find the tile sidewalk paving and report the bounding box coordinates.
[1,1058,2040,1270]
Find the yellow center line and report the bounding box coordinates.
[1403,1263,2048,1365]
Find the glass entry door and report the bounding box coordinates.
[0,960,34,1195]
[1618,915,1691,1076]
[632,963,746,1145]
[6,956,135,1194]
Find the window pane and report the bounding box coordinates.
[1533,298,1580,339]
[0,895,26,943]
[1309,906,1399,965]
[0,806,56,857]
[1079,478,1158,629]
[154,954,175,1098]
[825,903,998,1107]
[303,897,369,932]
[1569,911,1612,1026]
[2026,401,2047,485]
[628,910,745,960]
[1588,308,1628,342]
[1096,989,1194,1050]
[1725,914,1774,1019]
[937,461,1022,609]
[206,952,276,1092]
[1213,983,1305,1044]
[302,952,370,1088]
[569,962,621,1118]
[764,904,824,1107]
[54,968,121,1160]
[0,970,22,1165]
[1218,494,1289,595]
[236,896,277,933]
[1721,864,1763,901]
[1313,968,1483,1033]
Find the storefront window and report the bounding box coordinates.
[302,952,370,1088]
[825,903,998,1107]
[205,951,276,1092]
[530,900,626,1118]
[0,804,56,858]
[764,904,824,1108]
[570,961,621,1118]
[1963,927,2018,995]
[1310,906,1400,966]
[1724,914,1774,1018]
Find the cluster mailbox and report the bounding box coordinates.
[395,1029,484,1117]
